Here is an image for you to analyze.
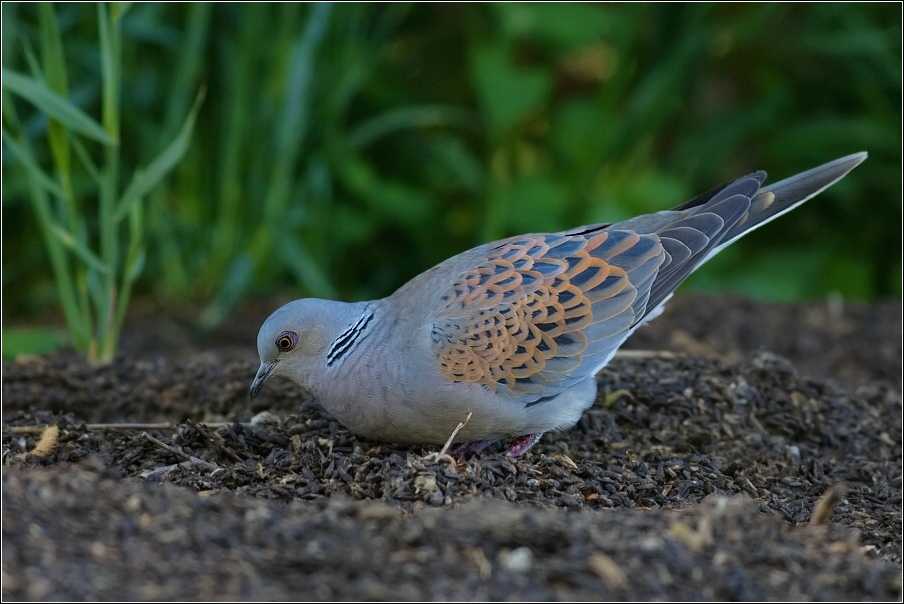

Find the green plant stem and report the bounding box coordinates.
[97,2,122,362]
[23,147,91,351]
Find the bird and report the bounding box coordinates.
[250,152,867,457]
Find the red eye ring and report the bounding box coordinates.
[275,331,298,352]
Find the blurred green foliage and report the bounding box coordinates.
[3,3,201,360]
[3,3,901,334]
[1,326,64,360]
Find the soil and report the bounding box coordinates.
[2,291,901,601]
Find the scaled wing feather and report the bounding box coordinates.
[431,229,665,402]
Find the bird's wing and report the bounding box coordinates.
[429,227,665,402]
[429,176,758,405]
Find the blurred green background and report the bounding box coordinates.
[3,3,901,340]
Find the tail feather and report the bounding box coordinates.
[719,152,868,250]
[636,152,867,326]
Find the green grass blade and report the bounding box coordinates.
[198,256,254,330]
[39,2,72,182]
[123,246,146,283]
[115,199,146,330]
[69,132,101,182]
[112,2,133,21]
[278,236,337,299]
[1,129,66,198]
[50,224,109,274]
[98,3,119,142]
[113,89,204,222]
[346,105,479,150]
[273,3,332,159]
[162,2,210,138]
[96,2,122,361]
[36,5,65,82]
[3,96,91,350]
[250,2,333,294]
[1,68,114,144]
[20,36,44,79]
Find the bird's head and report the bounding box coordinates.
[248,298,336,399]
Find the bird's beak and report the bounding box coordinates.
[249,361,277,399]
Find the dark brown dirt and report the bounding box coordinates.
[2,292,902,601]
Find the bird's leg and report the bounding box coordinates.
[452,432,545,458]
[505,432,544,457]
[451,439,498,457]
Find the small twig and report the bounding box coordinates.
[139,460,217,481]
[142,432,220,470]
[438,410,473,458]
[613,349,677,359]
[143,432,188,458]
[187,419,244,463]
[6,422,232,434]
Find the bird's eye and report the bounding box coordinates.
[275,331,298,352]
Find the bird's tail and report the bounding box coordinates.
[636,152,867,325]
[718,151,868,251]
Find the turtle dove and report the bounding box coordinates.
[250,152,867,456]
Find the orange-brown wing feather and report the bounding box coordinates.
[431,229,665,399]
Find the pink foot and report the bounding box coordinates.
[505,432,544,457]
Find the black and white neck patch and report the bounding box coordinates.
[326,307,375,369]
